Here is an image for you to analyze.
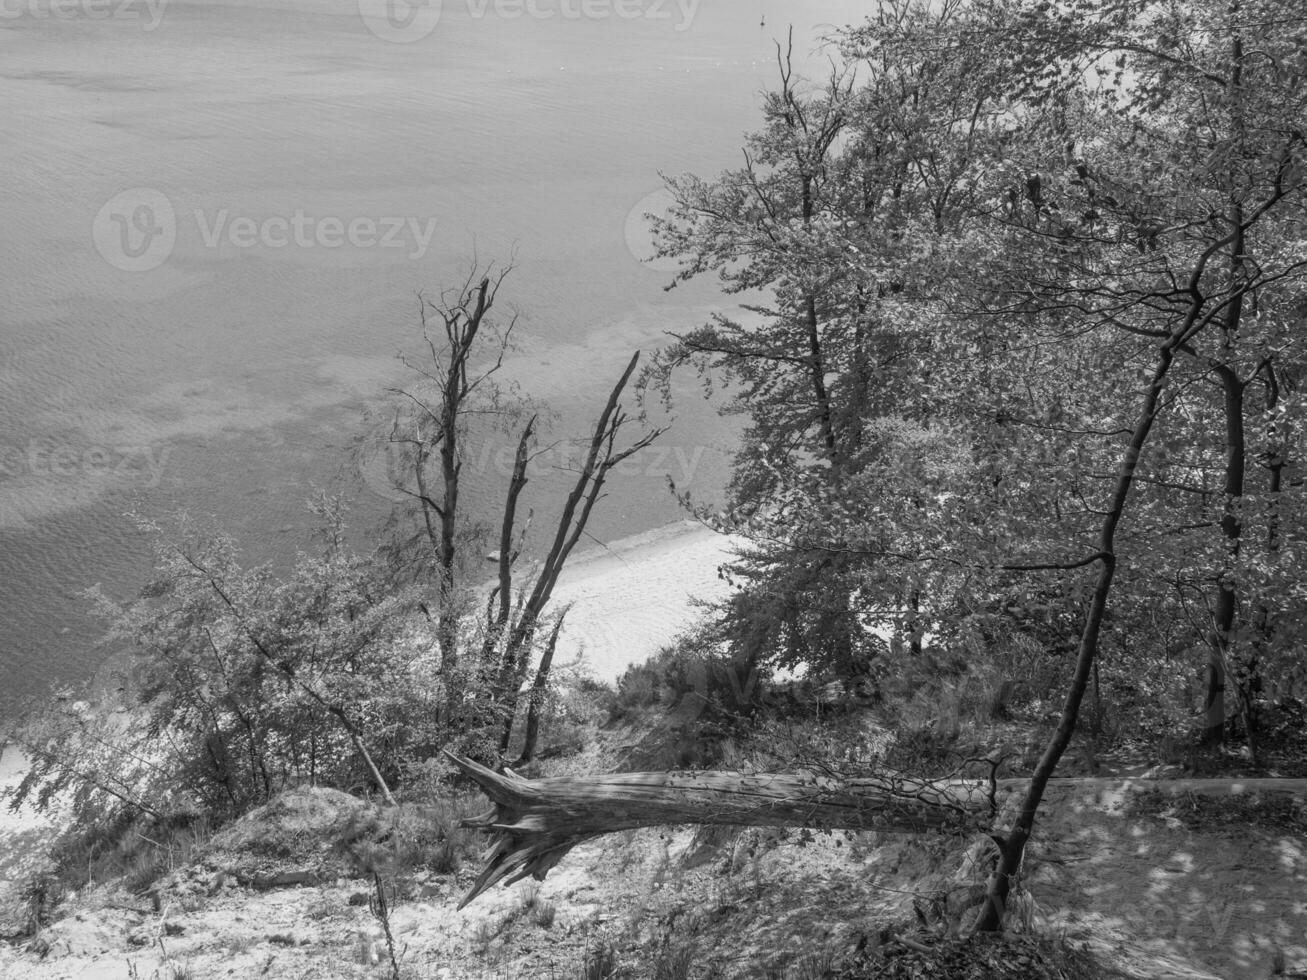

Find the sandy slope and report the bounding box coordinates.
[4,778,1304,979]
[0,744,47,842]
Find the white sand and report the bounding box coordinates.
[1,741,57,923]
[0,744,36,826]
[545,520,740,681]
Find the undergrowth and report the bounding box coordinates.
[837,930,1123,980]
[1128,788,1307,835]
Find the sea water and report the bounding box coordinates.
[0,0,869,718]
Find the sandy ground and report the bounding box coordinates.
[0,745,28,796]
[0,744,46,839]
[0,742,60,944]
[4,779,1304,979]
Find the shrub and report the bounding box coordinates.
[611,633,770,728]
[532,900,557,929]
[32,806,214,906]
[12,500,447,847]
[336,794,483,879]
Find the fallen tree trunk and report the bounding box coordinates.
[445,752,997,907]
[447,753,1307,909]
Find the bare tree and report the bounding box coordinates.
[381,264,528,711]
[487,351,665,755]
[379,265,663,759]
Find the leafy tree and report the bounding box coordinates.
[646,3,1038,674]
[835,0,1307,928]
[648,0,1307,932]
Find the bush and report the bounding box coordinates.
[28,806,214,909]
[12,500,462,845]
[611,633,770,727]
[336,795,483,879]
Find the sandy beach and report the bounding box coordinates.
[0,745,31,824]
[546,520,740,681]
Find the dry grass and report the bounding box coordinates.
[579,943,619,980]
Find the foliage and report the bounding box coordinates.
[337,797,479,879]
[609,629,772,731]
[640,0,1307,932]
[649,0,1307,756]
[11,498,449,839]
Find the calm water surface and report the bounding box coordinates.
[0,0,868,718]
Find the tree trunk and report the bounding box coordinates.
[447,754,1301,912]
[973,304,1195,931]
[496,351,662,751]
[1203,1,1250,751]
[480,416,536,671]
[445,752,995,908]
[1255,360,1285,663]
[1206,363,1245,748]
[516,609,569,765]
